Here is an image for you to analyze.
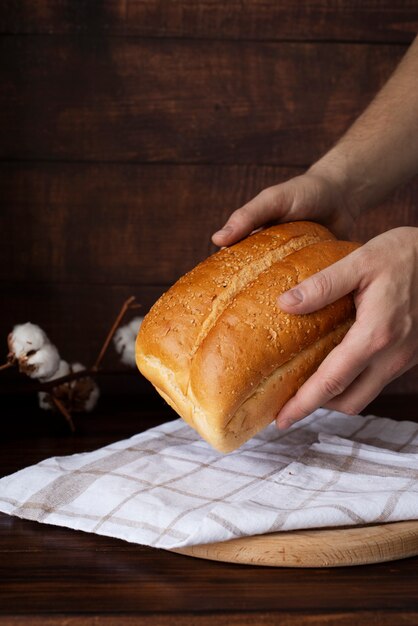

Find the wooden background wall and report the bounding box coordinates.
[1,1,417,396]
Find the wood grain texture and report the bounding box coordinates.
[0,163,288,284]
[0,283,165,368]
[1,4,417,399]
[0,280,417,394]
[175,521,418,567]
[1,0,417,42]
[1,614,418,626]
[0,395,417,623]
[2,162,417,285]
[1,161,417,393]
[0,393,415,475]
[0,37,405,164]
[1,2,418,620]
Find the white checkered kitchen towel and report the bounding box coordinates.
[1,409,418,549]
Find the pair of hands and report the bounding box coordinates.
[212,172,418,429]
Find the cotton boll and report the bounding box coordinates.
[128,316,143,334]
[8,322,48,361]
[68,363,100,412]
[113,316,143,367]
[71,375,100,412]
[121,344,136,367]
[7,322,61,380]
[68,371,100,412]
[38,361,100,414]
[38,360,71,411]
[38,391,51,411]
[69,362,89,390]
[83,383,100,412]
[46,359,71,381]
[113,325,130,353]
[27,343,61,380]
[113,326,136,366]
[70,362,86,376]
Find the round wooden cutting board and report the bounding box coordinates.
[172,520,418,567]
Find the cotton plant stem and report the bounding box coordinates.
[51,395,75,432]
[0,361,13,371]
[38,368,135,392]
[92,295,138,371]
[47,296,139,432]
[1,296,140,382]
[0,361,92,392]
[1,368,136,396]
[1,296,141,433]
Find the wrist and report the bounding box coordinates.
[310,148,373,218]
[307,153,365,221]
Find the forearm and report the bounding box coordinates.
[309,36,418,216]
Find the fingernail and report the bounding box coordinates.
[213,225,232,239]
[279,288,304,307]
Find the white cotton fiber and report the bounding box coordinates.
[45,359,71,381]
[84,384,100,412]
[113,316,143,367]
[27,343,61,380]
[8,322,48,358]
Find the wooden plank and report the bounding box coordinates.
[0,37,405,164]
[175,521,418,567]
[0,282,417,395]
[2,616,418,626]
[1,614,417,626]
[1,162,417,285]
[0,391,415,476]
[1,160,417,395]
[0,282,165,368]
[0,163,296,284]
[0,0,417,42]
[0,513,417,613]
[0,394,174,464]
[0,398,418,620]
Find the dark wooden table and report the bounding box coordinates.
[1,392,418,626]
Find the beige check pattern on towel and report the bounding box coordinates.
[1,409,418,549]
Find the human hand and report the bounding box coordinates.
[212,168,359,247]
[275,227,418,428]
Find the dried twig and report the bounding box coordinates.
[51,395,75,432]
[38,368,134,392]
[92,295,139,370]
[40,369,89,391]
[1,296,141,433]
[0,369,136,397]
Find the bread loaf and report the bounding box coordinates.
[136,221,360,452]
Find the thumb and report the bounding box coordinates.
[278,250,361,314]
[212,186,292,247]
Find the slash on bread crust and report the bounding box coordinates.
[136,222,360,452]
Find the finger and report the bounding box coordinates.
[212,187,291,246]
[275,325,371,429]
[325,347,416,416]
[323,366,383,417]
[278,247,362,315]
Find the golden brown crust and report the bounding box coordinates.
[212,320,353,452]
[138,221,334,393]
[136,222,361,452]
[190,239,358,422]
